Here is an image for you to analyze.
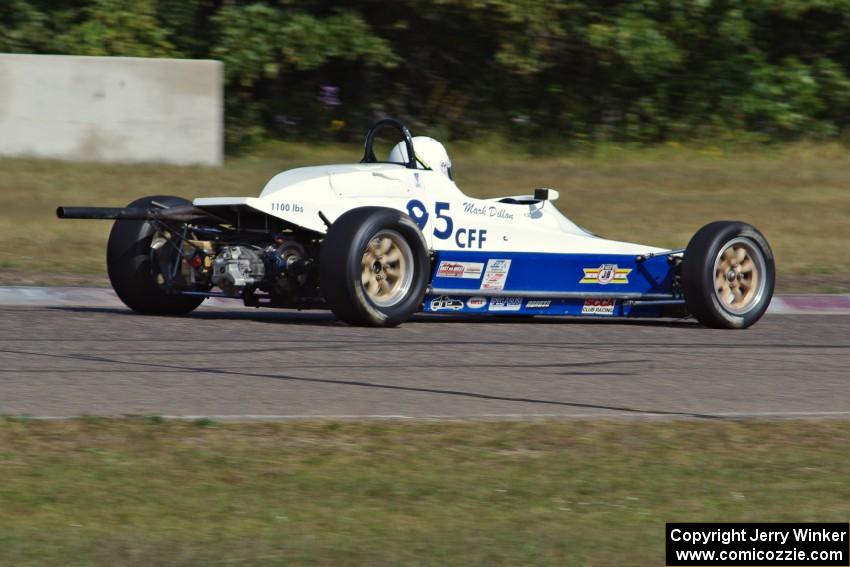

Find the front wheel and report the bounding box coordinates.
[681,221,775,329]
[320,207,430,327]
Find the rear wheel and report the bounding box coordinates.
[320,207,429,326]
[681,221,775,329]
[106,195,205,315]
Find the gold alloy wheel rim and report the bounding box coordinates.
[713,239,763,314]
[360,230,414,308]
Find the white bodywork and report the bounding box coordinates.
[194,163,665,256]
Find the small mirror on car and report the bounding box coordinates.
[533,188,559,201]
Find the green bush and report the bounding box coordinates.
[3,0,850,149]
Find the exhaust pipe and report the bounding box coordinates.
[56,205,224,223]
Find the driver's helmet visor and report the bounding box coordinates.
[416,154,454,181]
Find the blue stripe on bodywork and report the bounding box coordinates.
[430,250,675,295]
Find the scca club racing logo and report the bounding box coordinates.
[581,297,616,315]
[580,264,631,285]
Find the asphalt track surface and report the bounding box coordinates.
[1,303,849,420]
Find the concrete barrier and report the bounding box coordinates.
[0,53,223,165]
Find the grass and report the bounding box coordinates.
[1,141,849,290]
[1,418,849,566]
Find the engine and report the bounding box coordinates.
[209,240,309,297]
[211,246,266,294]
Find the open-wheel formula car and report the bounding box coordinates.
[57,118,775,328]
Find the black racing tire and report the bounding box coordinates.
[106,195,205,316]
[681,221,775,329]
[320,207,430,327]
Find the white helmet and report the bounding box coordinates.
[388,136,454,180]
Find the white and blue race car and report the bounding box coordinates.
[58,119,775,329]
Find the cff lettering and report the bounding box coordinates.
[455,228,487,249]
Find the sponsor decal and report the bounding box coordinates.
[488,297,523,312]
[466,297,487,309]
[580,264,631,285]
[429,296,464,311]
[581,297,616,315]
[436,261,484,279]
[481,259,512,290]
[525,300,551,309]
